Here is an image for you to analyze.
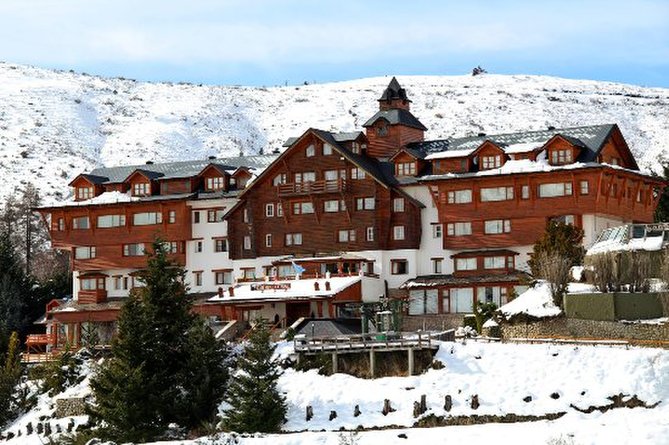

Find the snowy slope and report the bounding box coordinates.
[5,341,669,445]
[0,61,668,204]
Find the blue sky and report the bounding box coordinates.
[1,0,667,87]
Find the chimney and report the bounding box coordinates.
[314,282,320,291]
[477,132,486,137]
[208,155,217,160]
[217,287,223,297]
[548,126,556,131]
[228,286,234,297]
[145,160,154,165]
[325,281,331,291]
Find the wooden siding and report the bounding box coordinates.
[366,123,423,159]
[430,167,661,250]
[226,133,421,260]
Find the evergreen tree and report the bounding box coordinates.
[654,162,669,222]
[91,240,227,442]
[223,322,286,433]
[528,221,585,276]
[0,332,23,426]
[0,230,30,351]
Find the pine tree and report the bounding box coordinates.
[223,322,286,433]
[654,162,669,222]
[91,240,227,442]
[0,332,23,426]
[0,230,30,351]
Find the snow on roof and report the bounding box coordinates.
[425,148,474,160]
[482,318,499,328]
[586,223,666,255]
[59,191,139,207]
[503,141,545,154]
[208,275,361,303]
[499,281,562,319]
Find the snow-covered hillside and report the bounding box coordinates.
[1,62,668,204]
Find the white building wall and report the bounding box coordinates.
[582,214,628,248]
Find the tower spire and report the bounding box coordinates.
[378,77,411,111]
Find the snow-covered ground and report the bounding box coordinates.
[0,62,668,204]
[5,340,669,444]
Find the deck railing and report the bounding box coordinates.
[293,331,449,354]
[277,179,347,196]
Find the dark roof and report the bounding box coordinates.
[379,77,411,103]
[409,124,616,162]
[400,272,532,289]
[451,249,521,258]
[129,169,165,181]
[283,132,364,148]
[295,318,363,337]
[363,109,427,131]
[88,155,278,184]
[80,174,109,185]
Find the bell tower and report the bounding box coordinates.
[363,77,426,159]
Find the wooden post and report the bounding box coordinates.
[471,394,479,410]
[332,352,338,374]
[444,395,452,411]
[369,349,375,378]
[407,348,414,376]
[420,394,427,414]
[382,399,395,416]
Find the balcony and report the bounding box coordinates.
[78,289,108,304]
[277,179,348,197]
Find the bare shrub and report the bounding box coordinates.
[534,250,571,307]
[589,253,614,292]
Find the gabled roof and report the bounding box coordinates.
[414,124,616,162]
[68,173,109,187]
[379,77,411,103]
[196,163,234,178]
[86,155,278,184]
[363,109,427,131]
[283,131,365,148]
[123,168,164,183]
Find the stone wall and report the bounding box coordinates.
[55,397,88,418]
[500,317,669,343]
[402,314,463,331]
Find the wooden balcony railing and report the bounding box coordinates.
[277,179,348,197]
[26,334,56,346]
[78,289,108,304]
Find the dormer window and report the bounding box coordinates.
[132,182,150,196]
[76,187,93,200]
[551,149,573,165]
[396,162,416,176]
[323,144,333,155]
[206,176,225,191]
[306,144,315,157]
[481,155,501,170]
[351,142,360,154]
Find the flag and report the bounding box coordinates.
[292,261,306,275]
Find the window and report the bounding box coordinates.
[538,182,573,198]
[366,226,375,242]
[393,198,405,212]
[396,162,416,176]
[521,185,529,199]
[432,258,443,274]
[123,243,145,256]
[193,271,203,287]
[277,202,284,217]
[57,218,65,231]
[206,176,225,191]
[265,233,272,247]
[97,214,125,228]
[195,241,203,253]
[324,170,338,181]
[243,208,249,223]
[580,180,589,195]
[262,203,274,218]
[164,241,179,254]
[207,209,225,222]
[242,268,256,280]
[551,215,575,225]
[447,189,472,204]
[551,149,572,165]
[295,171,316,183]
[293,201,314,215]
[350,167,366,180]
[193,211,201,224]
[306,144,315,157]
[285,233,302,246]
[168,210,176,224]
[133,212,162,226]
[351,142,361,154]
[356,197,375,210]
[243,236,252,250]
[481,155,501,169]
[484,256,506,269]
[447,222,472,236]
[393,225,405,240]
[72,216,90,230]
[338,229,356,242]
[132,182,150,196]
[324,200,345,213]
[432,224,443,238]
[391,259,408,275]
[214,239,228,252]
[480,186,514,202]
[455,257,477,271]
[74,246,96,259]
[80,278,102,291]
[323,143,333,155]
[76,187,93,200]
[484,219,511,234]
[215,270,232,285]
[273,174,287,186]
[113,276,122,291]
